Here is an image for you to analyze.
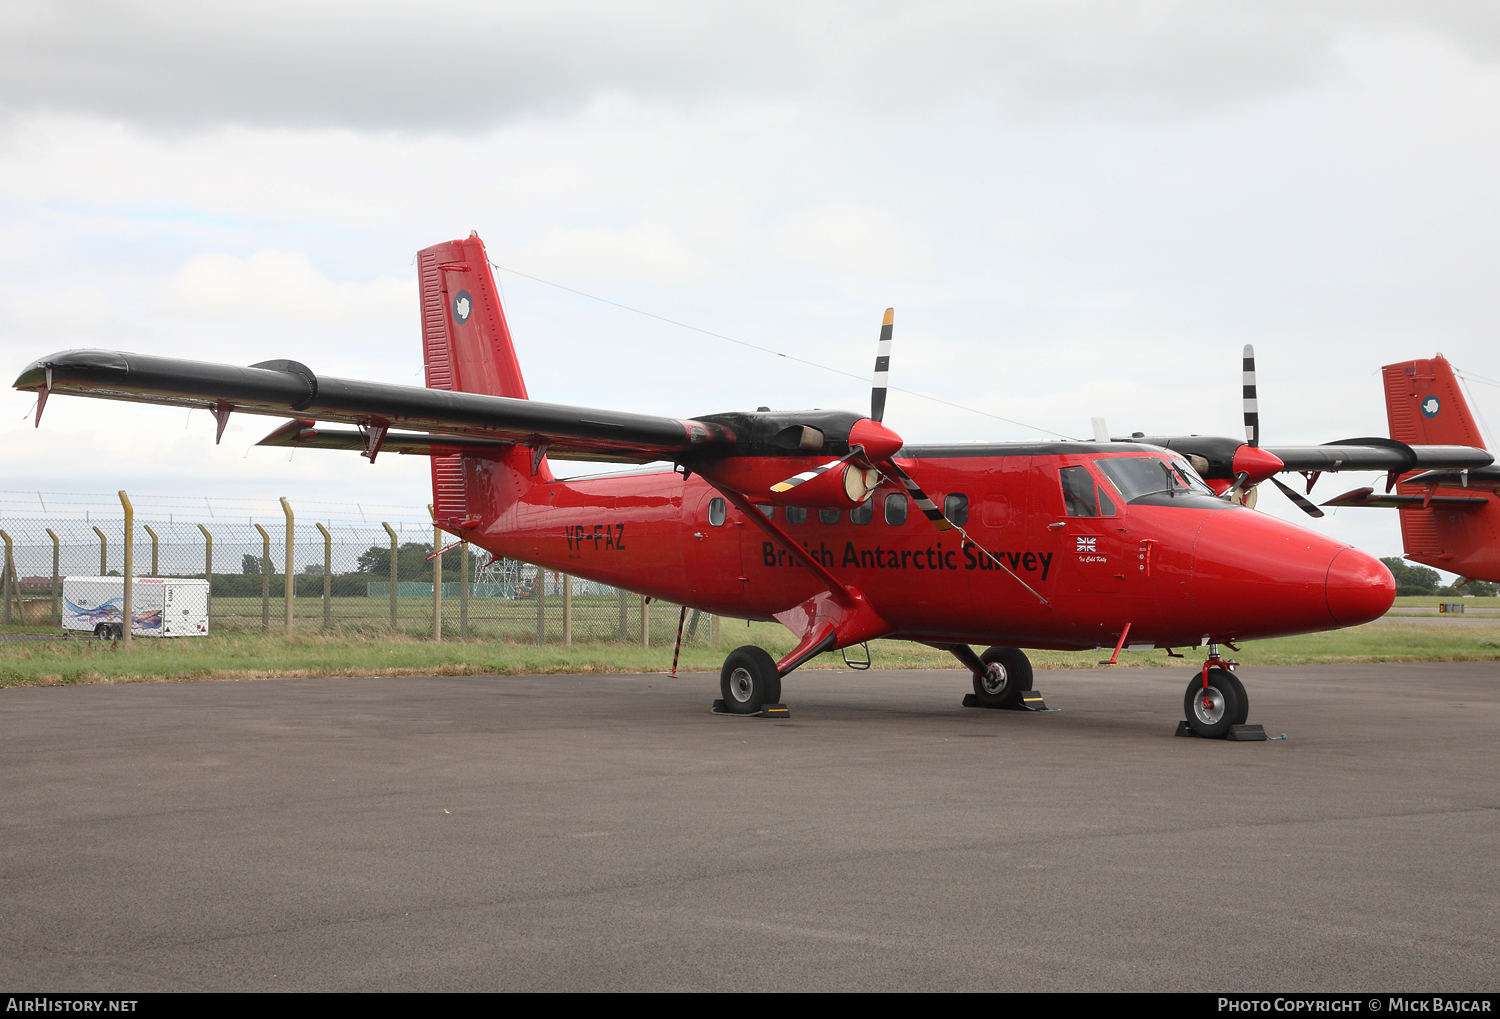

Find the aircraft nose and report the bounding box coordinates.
[1325,548,1396,626]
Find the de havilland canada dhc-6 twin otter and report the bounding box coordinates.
[14,234,1495,738]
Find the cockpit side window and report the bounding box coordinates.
[1060,465,1100,517]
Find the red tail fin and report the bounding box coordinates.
[418,234,547,531]
[1382,355,1487,450]
[1383,355,1500,582]
[418,234,529,399]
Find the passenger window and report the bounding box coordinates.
[757,504,774,519]
[943,493,969,526]
[885,493,908,525]
[818,508,840,525]
[785,506,807,525]
[850,501,873,525]
[1060,465,1100,517]
[708,498,726,526]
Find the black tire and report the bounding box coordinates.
[1183,668,1248,738]
[94,624,111,641]
[972,646,1032,709]
[113,623,125,640]
[720,646,782,714]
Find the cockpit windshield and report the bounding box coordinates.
[1094,455,1216,503]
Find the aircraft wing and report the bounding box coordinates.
[1128,434,1493,479]
[1265,438,1493,474]
[15,349,735,464]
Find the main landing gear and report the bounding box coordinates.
[945,644,1051,710]
[716,646,784,715]
[1180,644,1253,739]
[971,646,1032,710]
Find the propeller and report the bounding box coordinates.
[770,308,953,530]
[768,308,1047,604]
[1231,345,1323,518]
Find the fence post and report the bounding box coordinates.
[535,568,545,645]
[197,524,213,624]
[711,613,721,648]
[143,524,159,577]
[0,530,12,626]
[254,524,270,633]
[617,587,627,642]
[641,595,649,648]
[563,573,572,646]
[279,498,294,633]
[431,513,442,643]
[315,523,331,631]
[119,491,133,648]
[459,541,469,640]
[382,522,398,632]
[92,525,107,575]
[46,528,60,626]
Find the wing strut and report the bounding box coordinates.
[710,486,893,675]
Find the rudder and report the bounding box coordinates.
[1382,355,1486,450]
[418,233,547,532]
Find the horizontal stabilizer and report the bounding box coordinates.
[1321,487,1490,509]
[1401,466,1500,492]
[15,349,736,465]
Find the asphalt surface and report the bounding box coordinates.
[1,663,1496,992]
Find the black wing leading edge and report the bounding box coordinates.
[15,349,736,465]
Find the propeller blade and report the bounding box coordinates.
[771,453,855,493]
[871,308,893,424]
[1269,475,1325,518]
[1243,343,1259,448]
[885,458,953,531]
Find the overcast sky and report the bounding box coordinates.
[2,2,1498,567]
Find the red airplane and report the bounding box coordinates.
[18,233,1475,739]
[1319,355,1500,585]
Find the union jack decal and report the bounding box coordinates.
[1076,536,1097,552]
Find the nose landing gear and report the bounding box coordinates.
[1180,644,1250,739]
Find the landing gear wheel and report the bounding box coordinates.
[720,646,782,715]
[1183,668,1248,739]
[972,646,1032,709]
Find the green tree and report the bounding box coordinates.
[1437,579,1497,597]
[1380,556,1441,596]
[354,541,462,577]
[241,553,265,575]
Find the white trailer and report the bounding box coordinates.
[61,577,210,639]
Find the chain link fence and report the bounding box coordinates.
[0,498,721,647]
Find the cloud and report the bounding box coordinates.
[162,250,414,324]
[775,204,931,279]
[6,2,1500,133]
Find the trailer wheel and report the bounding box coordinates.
[94,624,111,641]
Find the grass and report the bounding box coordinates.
[2,615,1497,689]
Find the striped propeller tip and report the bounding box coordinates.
[882,308,894,326]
